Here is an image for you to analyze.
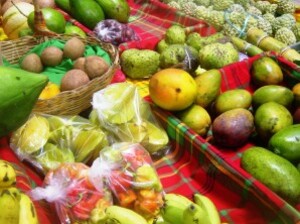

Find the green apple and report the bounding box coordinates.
[27,7,66,34]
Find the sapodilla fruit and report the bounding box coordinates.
[149,68,197,111]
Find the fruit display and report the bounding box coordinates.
[91,82,169,155]
[0,66,48,138]
[10,114,108,174]
[0,159,39,224]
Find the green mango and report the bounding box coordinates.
[0,66,48,137]
[241,146,300,203]
[268,124,300,163]
[252,85,294,109]
[94,0,130,23]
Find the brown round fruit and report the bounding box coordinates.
[40,46,63,67]
[84,56,109,79]
[20,53,43,73]
[73,57,86,70]
[60,69,90,91]
[63,37,85,60]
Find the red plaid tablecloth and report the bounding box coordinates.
[1,0,300,223]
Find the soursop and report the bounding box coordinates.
[120,49,160,79]
[165,24,186,44]
[198,42,239,69]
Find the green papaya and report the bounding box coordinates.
[0,66,48,137]
[55,0,71,13]
[69,0,105,30]
[94,0,130,23]
[241,146,300,203]
[268,124,300,163]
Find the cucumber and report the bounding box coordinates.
[241,146,300,203]
[0,66,48,137]
[94,0,130,23]
[268,124,300,163]
[69,0,105,30]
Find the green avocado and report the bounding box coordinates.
[268,124,300,163]
[241,146,300,203]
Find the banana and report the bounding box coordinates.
[160,193,193,224]
[151,214,171,224]
[100,205,148,224]
[0,187,21,224]
[194,193,221,224]
[0,160,17,188]
[183,203,211,224]
[19,193,39,224]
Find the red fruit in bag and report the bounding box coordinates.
[109,170,133,193]
[122,146,152,169]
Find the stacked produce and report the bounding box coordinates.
[162,0,299,46]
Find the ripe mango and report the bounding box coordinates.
[241,146,300,203]
[212,108,254,148]
[194,69,221,108]
[149,68,197,111]
[250,57,283,87]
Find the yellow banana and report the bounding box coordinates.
[183,203,212,224]
[160,193,192,224]
[194,193,221,224]
[19,193,39,224]
[100,205,148,224]
[0,187,21,224]
[0,160,17,188]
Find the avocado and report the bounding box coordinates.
[268,124,300,163]
[241,146,300,203]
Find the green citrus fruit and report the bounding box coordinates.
[27,7,66,34]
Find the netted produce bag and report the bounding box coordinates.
[90,142,164,220]
[30,163,113,224]
[91,82,170,156]
[10,113,109,174]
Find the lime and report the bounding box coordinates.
[27,8,66,34]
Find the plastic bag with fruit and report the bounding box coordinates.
[90,142,165,220]
[30,162,113,224]
[91,82,170,157]
[9,113,109,174]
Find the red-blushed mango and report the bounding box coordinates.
[149,68,197,111]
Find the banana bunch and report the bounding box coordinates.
[0,160,39,224]
[157,193,221,224]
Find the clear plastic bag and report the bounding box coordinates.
[30,163,113,224]
[90,142,164,220]
[10,113,109,174]
[91,82,170,156]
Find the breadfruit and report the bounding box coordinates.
[120,49,160,79]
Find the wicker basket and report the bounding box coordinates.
[0,34,119,115]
